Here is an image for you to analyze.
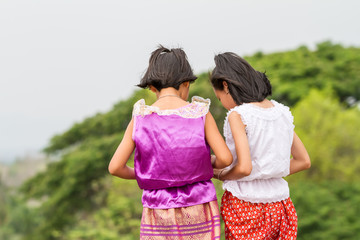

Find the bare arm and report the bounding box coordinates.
[205,112,233,168]
[108,118,136,179]
[214,111,252,180]
[289,131,311,175]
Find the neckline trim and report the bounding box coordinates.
[133,96,211,119]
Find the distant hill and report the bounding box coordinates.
[0,154,47,187]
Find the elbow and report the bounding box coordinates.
[304,156,311,170]
[238,165,252,177]
[216,154,233,168]
[108,163,117,176]
[242,167,252,177]
[224,153,233,167]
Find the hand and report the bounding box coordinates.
[211,155,216,166]
[213,168,225,181]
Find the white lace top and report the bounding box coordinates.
[222,100,295,203]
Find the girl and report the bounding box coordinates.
[108,46,233,240]
[210,52,311,239]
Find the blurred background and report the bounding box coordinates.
[1,0,359,239]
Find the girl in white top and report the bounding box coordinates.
[210,52,311,240]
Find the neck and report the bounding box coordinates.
[157,88,181,98]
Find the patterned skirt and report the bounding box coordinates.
[221,191,297,240]
[140,200,221,240]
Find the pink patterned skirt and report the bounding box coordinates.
[140,200,221,240]
[221,191,297,240]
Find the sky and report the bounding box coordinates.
[1,0,359,163]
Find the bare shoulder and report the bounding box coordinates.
[228,111,245,127]
[228,110,242,121]
[205,111,215,125]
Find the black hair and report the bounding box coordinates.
[210,52,272,105]
[138,45,197,91]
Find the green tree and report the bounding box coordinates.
[246,41,360,106]
[15,42,360,239]
[290,181,360,240]
[287,88,360,182]
[286,88,360,239]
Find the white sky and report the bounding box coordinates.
[1,0,359,163]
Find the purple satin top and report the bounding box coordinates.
[132,97,217,209]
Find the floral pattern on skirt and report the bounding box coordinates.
[221,191,297,240]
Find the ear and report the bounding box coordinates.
[182,81,190,88]
[149,85,157,93]
[222,81,229,91]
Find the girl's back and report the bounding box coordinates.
[210,51,310,239]
[132,96,217,208]
[134,99,211,186]
[223,99,294,203]
[109,46,233,240]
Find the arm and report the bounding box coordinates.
[205,112,233,168]
[214,111,252,181]
[108,118,136,179]
[289,131,311,175]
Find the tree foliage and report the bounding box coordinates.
[290,181,360,240]
[288,88,360,182]
[1,41,360,239]
[246,41,360,106]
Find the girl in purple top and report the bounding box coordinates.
[109,46,233,240]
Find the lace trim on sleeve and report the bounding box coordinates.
[223,105,252,138]
[226,104,252,137]
[191,95,211,115]
[191,96,211,105]
[132,99,158,117]
[132,99,144,117]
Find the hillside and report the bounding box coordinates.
[0,154,47,188]
[1,41,360,240]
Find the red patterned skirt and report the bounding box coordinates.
[221,191,297,240]
[140,200,221,240]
